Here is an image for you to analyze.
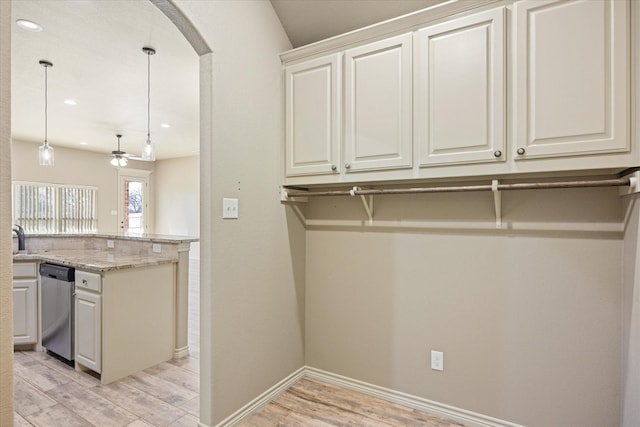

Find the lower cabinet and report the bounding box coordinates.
[75,288,102,373]
[74,264,174,384]
[13,262,38,346]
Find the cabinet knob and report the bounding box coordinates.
[345,163,351,169]
[331,164,337,171]
[517,148,526,155]
[494,150,502,158]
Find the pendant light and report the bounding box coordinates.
[141,47,156,161]
[38,60,54,166]
[111,134,128,167]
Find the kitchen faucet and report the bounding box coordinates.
[12,224,25,251]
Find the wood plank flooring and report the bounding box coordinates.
[14,258,467,426]
[240,377,466,427]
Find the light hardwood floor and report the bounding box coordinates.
[14,259,466,426]
[240,377,466,427]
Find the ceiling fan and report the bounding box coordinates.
[110,134,153,166]
[110,134,129,167]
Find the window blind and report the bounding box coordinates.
[12,181,98,234]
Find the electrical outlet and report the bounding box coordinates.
[107,240,114,248]
[431,350,444,371]
[152,243,162,253]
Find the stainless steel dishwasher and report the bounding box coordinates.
[40,263,75,362]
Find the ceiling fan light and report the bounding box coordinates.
[39,142,54,166]
[111,134,127,167]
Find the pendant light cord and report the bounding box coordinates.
[44,65,48,144]
[147,51,151,141]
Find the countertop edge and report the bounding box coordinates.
[13,252,177,273]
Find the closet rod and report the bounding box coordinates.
[285,176,631,198]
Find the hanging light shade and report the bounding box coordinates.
[38,60,54,166]
[111,134,128,167]
[141,47,156,161]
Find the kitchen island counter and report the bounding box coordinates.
[13,249,176,272]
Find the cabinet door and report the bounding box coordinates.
[13,279,37,345]
[75,289,101,373]
[285,54,341,177]
[344,33,413,172]
[415,8,505,166]
[514,0,628,159]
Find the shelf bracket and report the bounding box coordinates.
[620,171,640,195]
[280,187,308,204]
[280,187,308,225]
[351,187,374,224]
[492,179,502,229]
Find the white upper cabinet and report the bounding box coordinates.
[513,0,629,159]
[415,8,505,167]
[281,0,635,186]
[343,34,413,172]
[285,54,341,177]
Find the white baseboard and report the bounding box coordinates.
[173,346,190,359]
[204,365,524,427]
[305,367,525,427]
[213,366,306,427]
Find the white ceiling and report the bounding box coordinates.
[11,0,200,160]
[11,0,445,161]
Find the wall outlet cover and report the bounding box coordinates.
[152,243,162,253]
[107,240,115,248]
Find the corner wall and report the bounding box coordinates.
[623,195,640,427]
[0,1,13,425]
[171,1,305,425]
[154,155,199,258]
[305,187,624,426]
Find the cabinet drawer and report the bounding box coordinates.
[76,270,101,293]
[13,262,37,279]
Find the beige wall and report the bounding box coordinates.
[154,155,199,257]
[172,1,305,425]
[0,1,13,424]
[305,187,624,426]
[623,195,640,427]
[11,139,154,233]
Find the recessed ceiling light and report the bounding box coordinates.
[16,19,43,32]
[64,99,77,106]
[79,141,88,145]
[160,123,170,128]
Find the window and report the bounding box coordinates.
[12,181,98,234]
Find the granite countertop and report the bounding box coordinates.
[13,249,176,272]
[23,233,199,244]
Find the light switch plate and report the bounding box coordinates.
[431,350,444,371]
[223,198,239,219]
